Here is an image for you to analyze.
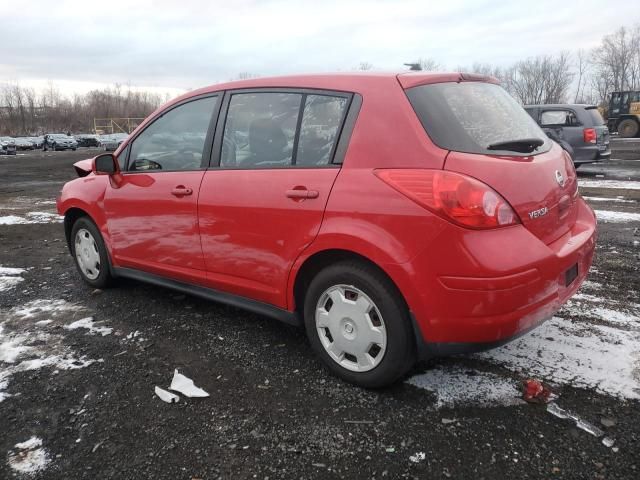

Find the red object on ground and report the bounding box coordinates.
[523,379,556,403]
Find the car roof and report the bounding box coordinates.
[169,72,498,103]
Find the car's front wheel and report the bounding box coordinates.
[304,261,415,388]
[70,217,113,288]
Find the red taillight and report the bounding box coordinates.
[375,169,520,229]
[583,128,597,144]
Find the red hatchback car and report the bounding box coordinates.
[57,73,596,387]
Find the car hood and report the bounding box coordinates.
[73,158,93,177]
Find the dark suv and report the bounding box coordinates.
[524,104,610,167]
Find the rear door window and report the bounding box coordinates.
[405,82,549,156]
[220,92,349,168]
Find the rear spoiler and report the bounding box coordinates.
[397,72,500,89]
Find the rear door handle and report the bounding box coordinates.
[286,189,319,199]
[171,186,193,196]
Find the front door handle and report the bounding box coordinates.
[171,186,193,196]
[286,188,319,199]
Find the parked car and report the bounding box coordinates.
[14,137,36,150]
[57,73,596,387]
[30,136,45,149]
[0,137,17,155]
[99,133,129,151]
[75,134,101,147]
[524,104,610,167]
[44,133,78,151]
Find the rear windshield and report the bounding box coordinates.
[585,107,605,126]
[406,82,550,155]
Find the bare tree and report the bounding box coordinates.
[503,53,574,104]
[574,49,590,103]
[0,83,165,135]
[358,62,373,71]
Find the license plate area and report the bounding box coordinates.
[565,263,578,287]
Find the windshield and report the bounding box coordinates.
[405,82,550,155]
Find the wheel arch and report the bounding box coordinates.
[61,204,111,255]
[291,248,409,316]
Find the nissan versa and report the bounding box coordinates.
[57,73,596,388]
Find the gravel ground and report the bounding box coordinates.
[1,141,639,479]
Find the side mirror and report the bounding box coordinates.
[94,153,119,175]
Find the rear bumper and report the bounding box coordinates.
[387,197,596,354]
[575,144,611,163]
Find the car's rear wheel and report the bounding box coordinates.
[70,217,113,288]
[303,261,415,388]
[618,119,639,138]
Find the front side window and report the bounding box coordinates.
[128,96,217,172]
[540,110,577,126]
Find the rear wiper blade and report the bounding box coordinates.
[487,138,544,153]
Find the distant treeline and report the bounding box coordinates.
[0,84,169,136]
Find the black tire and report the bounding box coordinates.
[303,260,416,388]
[618,119,639,138]
[70,216,114,288]
[72,147,77,151]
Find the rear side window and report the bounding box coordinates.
[585,107,605,126]
[540,110,578,126]
[297,95,349,166]
[220,92,349,168]
[406,82,549,156]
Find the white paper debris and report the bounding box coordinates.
[169,369,209,398]
[602,437,615,448]
[547,402,604,437]
[155,386,179,403]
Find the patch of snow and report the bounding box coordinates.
[7,436,50,474]
[1,299,99,404]
[0,267,26,276]
[595,210,640,223]
[409,452,426,463]
[406,366,523,408]
[64,317,112,336]
[579,179,640,190]
[0,266,25,292]
[477,316,640,400]
[0,212,62,225]
[125,330,145,342]
[12,299,84,319]
[583,196,635,203]
[581,280,602,291]
[0,276,24,292]
[0,334,35,363]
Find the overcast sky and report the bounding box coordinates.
[1,0,639,97]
